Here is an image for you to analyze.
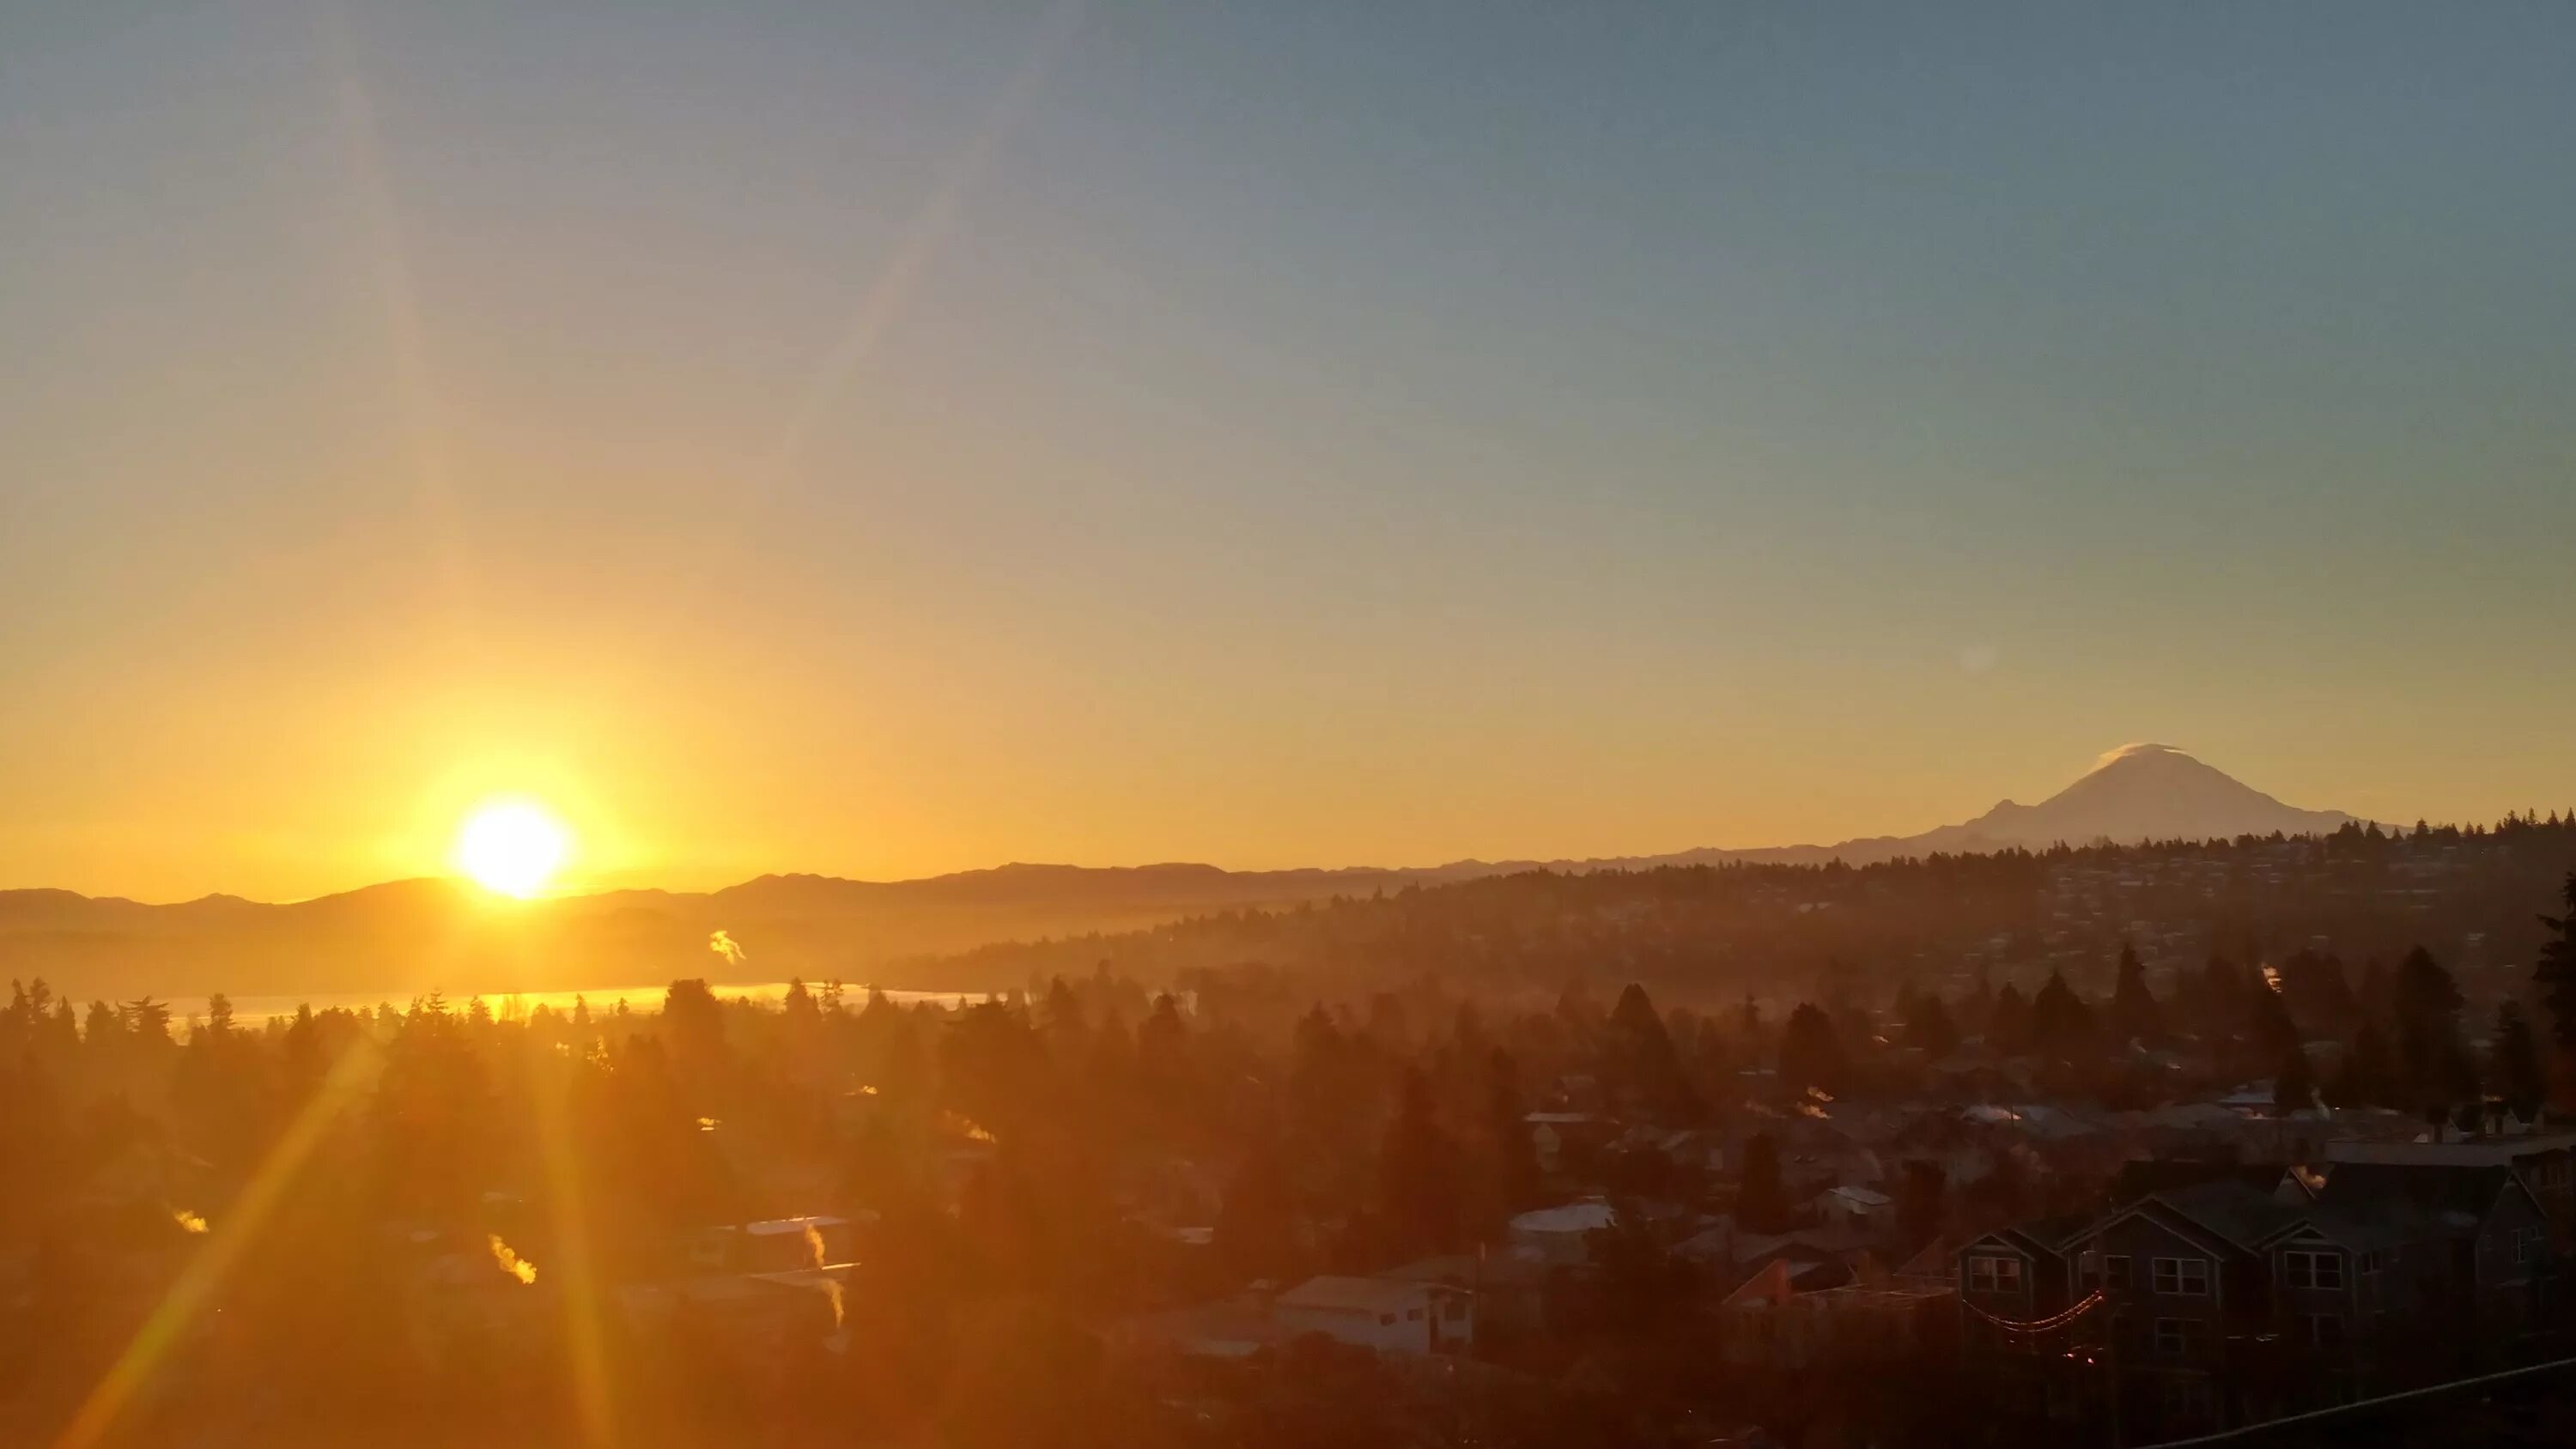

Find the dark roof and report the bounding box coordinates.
[2142,1179,2309,1252]
[2111,1159,2293,1203]
[1380,1253,1544,1290]
[2313,1161,2517,1233]
[2264,1210,2415,1253]
[1972,1213,2092,1260]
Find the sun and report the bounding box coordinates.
[453,797,573,899]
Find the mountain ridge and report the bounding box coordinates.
[0,745,2362,998]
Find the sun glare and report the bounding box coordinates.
[453,798,572,899]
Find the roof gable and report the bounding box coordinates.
[2072,1181,2305,1257]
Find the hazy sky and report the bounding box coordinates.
[4,1,2573,901]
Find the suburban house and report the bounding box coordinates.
[1955,1213,2092,1341]
[1685,1222,1882,1295]
[1506,1197,1617,1265]
[1716,1258,1954,1369]
[1273,1275,1473,1355]
[2324,1133,2576,1241]
[1380,1253,1546,1341]
[1960,1153,2569,1442]
[1810,1185,1894,1227]
[2309,1159,2558,1369]
[2056,1177,2310,1437]
[1619,1125,1731,1179]
[1108,1294,1282,1361]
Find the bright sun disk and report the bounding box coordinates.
[454,798,572,898]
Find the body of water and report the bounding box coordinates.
[161,982,986,1031]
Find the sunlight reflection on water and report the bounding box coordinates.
[163,983,984,1031]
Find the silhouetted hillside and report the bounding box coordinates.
[0,746,2369,1000]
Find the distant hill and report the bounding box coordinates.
[0,864,1431,1002]
[1405,743,2357,872]
[0,745,2358,1000]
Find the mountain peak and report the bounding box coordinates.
[2093,741,2193,768]
[1941,743,2351,851]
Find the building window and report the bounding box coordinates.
[1406,1307,1423,1321]
[2161,1375,2215,1426]
[2152,1257,2211,1296]
[2303,1313,2348,1349]
[1970,1255,2024,1294]
[1378,1313,1396,1325]
[2284,1250,2344,1290]
[2154,1317,2204,1358]
[2105,1254,2133,1289]
[1443,1297,1467,1321]
[2514,1226,2545,1266]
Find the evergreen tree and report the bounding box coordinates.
[2356,957,2395,1024]
[663,978,728,1073]
[1484,1048,1541,1216]
[1135,993,1189,1098]
[2029,971,2094,1054]
[1039,976,1089,1058]
[2328,1022,2397,1108]
[2537,873,2576,1050]
[2187,955,2251,1045]
[2272,1044,2316,1115]
[1905,993,1959,1061]
[1214,1108,1300,1281]
[2492,1001,2545,1117]
[79,1000,116,1061]
[283,1003,323,1097]
[2391,947,2465,1103]
[3,981,38,1061]
[43,998,76,1063]
[1889,980,1923,1043]
[1605,983,1701,1122]
[2248,979,2300,1068]
[119,997,173,1047]
[2110,944,2162,1044]
[1778,1003,1846,1094]
[1987,984,2033,1055]
[1375,1068,1460,1259]
[2436,1033,2482,1119]
[2275,949,2360,1035]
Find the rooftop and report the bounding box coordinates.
[740,1215,850,1237]
[2313,1161,2519,1233]
[1510,1199,1617,1234]
[1276,1275,1439,1315]
[2142,1179,2308,1251]
[2324,1134,2576,1168]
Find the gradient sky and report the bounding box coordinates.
[4,1,2573,901]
